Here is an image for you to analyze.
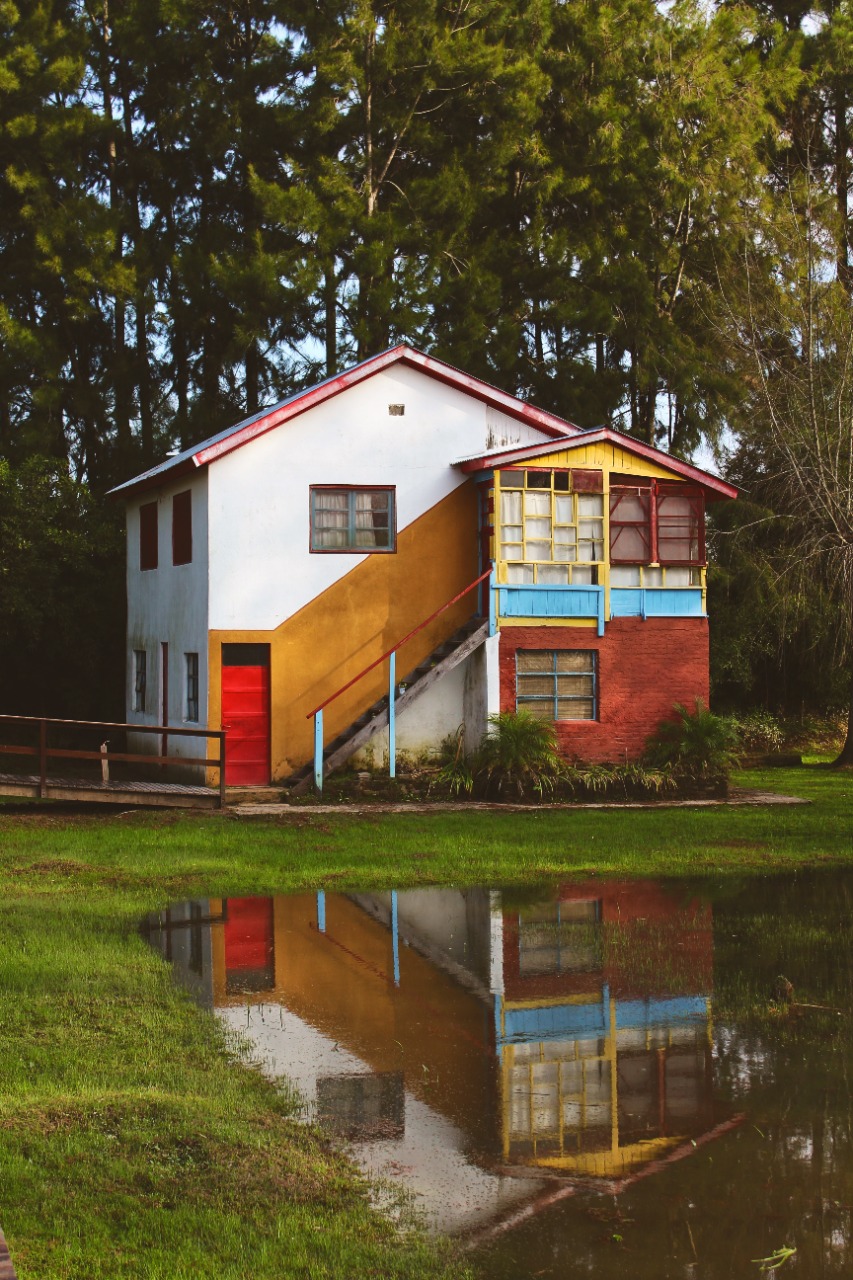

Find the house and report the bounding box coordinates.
[111,345,736,786]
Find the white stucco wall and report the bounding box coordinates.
[206,363,552,631]
[125,470,209,763]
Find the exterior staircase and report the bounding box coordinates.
[288,617,490,791]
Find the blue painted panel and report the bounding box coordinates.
[616,995,709,1029]
[610,589,644,617]
[610,588,704,619]
[503,1000,607,1044]
[498,585,603,622]
[500,993,708,1046]
[643,589,704,617]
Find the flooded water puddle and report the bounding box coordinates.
[143,874,853,1276]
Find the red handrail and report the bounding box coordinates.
[306,566,492,719]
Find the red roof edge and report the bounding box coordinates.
[457,428,738,500]
[193,345,577,470]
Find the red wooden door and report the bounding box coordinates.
[221,644,270,785]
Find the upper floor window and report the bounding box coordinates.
[172,490,192,565]
[498,469,604,585]
[310,486,395,552]
[609,481,704,567]
[139,501,158,571]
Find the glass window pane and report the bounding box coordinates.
[554,545,577,562]
[555,651,594,672]
[578,495,603,517]
[526,471,550,488]
[525,492,551,516]
[506,563,534,583]
[519,675,557,696]
[517,652,554,673]
[558,698,594,720]
[579,520,603,539]
[554,526,576,545]
[518,699,555,721]
[611,566,641,586]
[665,567,691,586]
[528,541,551,561]
[501,542,524,560]
[525,518,551,539]
[611,526,648,561]
[500,470,523,488]
[554,471,570,490]
[501,492,523,523]
[644,567,664,586]
[612,494,647,521]
[555,495,574,523]
[503,524,523,540]
[571,566,595,583]
[538,565,569,585]
[557,674,594,695]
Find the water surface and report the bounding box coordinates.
[143,872,853,1276]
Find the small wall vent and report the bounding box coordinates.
[388,403,405,416]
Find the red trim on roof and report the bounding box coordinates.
[191,346,577,472]
[457,428,738,500]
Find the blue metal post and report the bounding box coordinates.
[314,709,324,792]
[317,891,326,933]
[391,890,400,986]
[489,563,497,636]
[597,586,605,637]
[388,650,396,779]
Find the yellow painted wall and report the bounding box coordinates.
[208,482,479,780]
[210,893,496,1146]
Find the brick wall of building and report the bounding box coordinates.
[499,618,710,763]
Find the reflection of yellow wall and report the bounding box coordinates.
[206,483,478,780]
[210,894,496,1147]
[494,442,707,627]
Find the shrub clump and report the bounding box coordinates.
[643,699,739,789]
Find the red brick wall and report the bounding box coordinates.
[499,618,709,763]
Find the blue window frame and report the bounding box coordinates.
[310,487,395,552]
[515,650,597,721]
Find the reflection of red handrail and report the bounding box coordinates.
[306,566,492,719]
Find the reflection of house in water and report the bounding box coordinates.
[144,882,719,1234]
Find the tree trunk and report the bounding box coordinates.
[833,615,853,765]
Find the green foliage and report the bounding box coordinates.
[729,711,786,754]
[477,710,563,798]
[0,456,124,717]
[644,699,740,781]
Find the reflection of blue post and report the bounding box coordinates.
[314,710,324,792]
[317,891,326,933]
[389,651,396,779]
[603,982,611,1032]
[494,992,503,1061]
[391,890,400,986]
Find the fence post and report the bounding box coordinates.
[219,731,227,808]
[314,710,324,792]
[38,719,47,798]
[388,651,396,779]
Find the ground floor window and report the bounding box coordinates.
[515,649,597,721]
[185,652,199,721]
[133,649,147,713]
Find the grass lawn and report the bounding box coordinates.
[1,765,851,1278]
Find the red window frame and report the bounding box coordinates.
[609,488,652,564]
[139,501,158,571]
[656,483,705,566]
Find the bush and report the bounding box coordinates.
[644,700,740,781]
[729,710,785,754]
[478,710,562,797]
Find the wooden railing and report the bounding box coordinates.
[0,715,227,808]
[306,564,496,791]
